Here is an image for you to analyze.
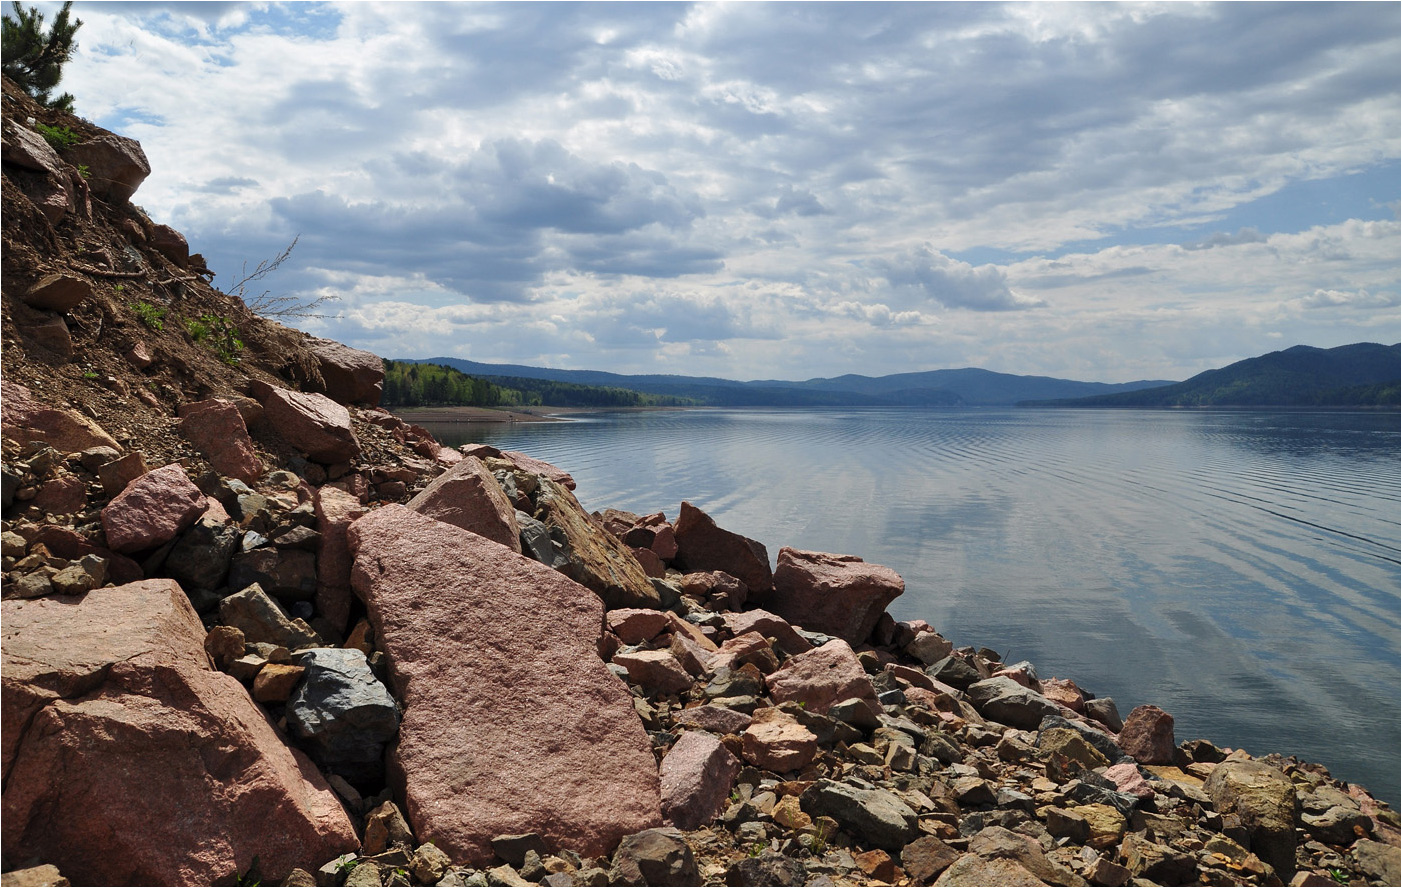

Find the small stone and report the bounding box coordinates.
[608,828,699,887]
[363,802,415,856]
[0,864,71,887]
[411,843,453,885]
[253,663,306,703]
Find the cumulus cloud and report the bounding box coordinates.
[1299,289,1400,310]
[877,246,1044,312]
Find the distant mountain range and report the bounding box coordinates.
[399,342,1397,410]
[400,357,1174,407]
[1030,343,1400,408]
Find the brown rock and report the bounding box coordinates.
[21,274,92,312]
[20,316,72,358]
[33,475,85,514]
[1118,704,1176,764]
[1077,803,1128,851]
[934,854,1047,886]
[720,609,810,656]
[903,835,960,883]
[660,730,741,830]
[1,581,357,885]
[65,132,151,202]
[1039,678,1086,713]
[406,456,520,553]
[178,399,263,484]
[123,341,154,369]
[769,547,904,645]
[348,505,661,864]
[204,625,246,670]
[679,570,747,611]
[500,450,576,489]
[671,705,752,735]
[672,502,773,599]
[1204,759,1299,879]
[306,337,385,406]
[97,451,147,497]
[315,485,369,635]
[533,478,659,610]
[0,380,120,452]
[741,707,818,773]
[99,463,207,553]
[613,649,694,695]
[148,223,189,267]
[1036,726,1109,771]
[253,663,306,702]
[711,631,780,674]
[606,608,671,644]
[765,638,879,715]
[854,849,900,882]
[259,386,361,464]
[670,630,718,676]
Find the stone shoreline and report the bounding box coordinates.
[3,380,1399,887]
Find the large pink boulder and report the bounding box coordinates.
[1118,705,1176,765]
[315,485,370,635]
[672,501,773,599]
[769,547,904,645]
[99,463,207,553]
[178,398,263,484]
[765,638,879,716]
[660,731,741,830]
[307,337,384,406]
[349,505,661,864]
[1,581,358,885]
[406,455,521,553]
[1,380,120,453]
[259,386,360,464]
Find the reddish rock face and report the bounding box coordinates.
[148,223,189,268]
[65,132,150,203]
[1039,678,1086,714]
[406,456,521,553]
[33,475,85,514]
[178,399,263,484]
[606,608,671,645]
[1,380,121,453]
[613,649,694,695]
[99,463,207,554]
[672,502,773,600]
[259,386,361,464]
[348,505,662,864]
[765,638,879,715]
[1,581,358,885]
[768,547,904,645]
[1118,704,1176,765]
[22,273,93,312]
[315,485,369,635]
[660,731,741,830]
[721,609,810,657]
[306,337,385,406]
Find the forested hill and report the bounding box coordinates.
[380,360,695,409]
[1028,343,1400,408]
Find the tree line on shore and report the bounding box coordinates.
[381,360,695,409]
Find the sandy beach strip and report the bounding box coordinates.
[388,406,568,424]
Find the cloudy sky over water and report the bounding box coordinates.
[53,1,1401,382]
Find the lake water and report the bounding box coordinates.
[418,407,1401,805]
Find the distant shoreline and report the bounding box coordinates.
[388,405,693,424]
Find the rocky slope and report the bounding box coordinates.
[2,76,1400,888]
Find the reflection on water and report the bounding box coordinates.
[420,407,1401,804]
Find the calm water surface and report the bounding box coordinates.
[421,407,1401,804]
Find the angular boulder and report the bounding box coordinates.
[606,608,671,645]
[1203,760,1298,879]
[306,337,384,406]
[218,583,320,650]
[286,648,400,785]
[406,455,520,553]
[99,463,207,554]
[315,485,369,635]
[608,828,699,887]
[800,779,919,852]
[1118,704,1175,764]
[765,638,879,716]
[659,731,741,830]
[533,478,659,610]
[769,547,904,644]
[501,450,576,489]
[965,677,1061,730]
[178,399,262,484]
[613,649,693,695]
[1,380,120,453]
[721,609,810,657]
[164,514,240,593]
[1,581,358,885]
[349,505,662,864]
[741,707,818,773]
[64,133,150,203]
[259,386,360,464]
[672,501,773,599]
[21,273,92,313]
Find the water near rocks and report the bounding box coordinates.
[421,406,1401,805]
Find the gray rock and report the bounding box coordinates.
[965,677,1060,730]
[165,516,240,591]
[287,647,401,785]
[516,510,568,569]
[608,828,699,887]
[1351,839,1401,886]
[1038,714,1125,762]
[926,656,982,690]
[1203,760,1298,879]
[491,834,550,869]
[229,547,318,600]
[799,779,918,852]
[724,851,806,886]
[219,583,321,650]
[1083,697,1123,733]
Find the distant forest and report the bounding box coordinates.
[381,360,695,409]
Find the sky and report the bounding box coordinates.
[43,1,1402,383]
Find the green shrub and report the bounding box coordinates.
[133,300,165,331]
[34,121,78,150]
